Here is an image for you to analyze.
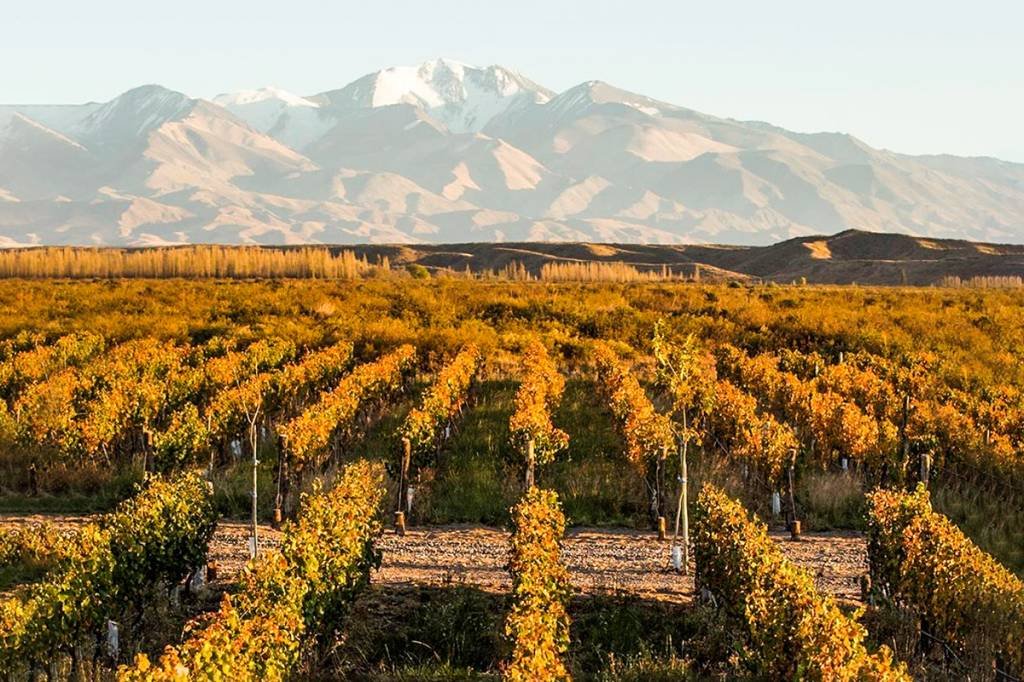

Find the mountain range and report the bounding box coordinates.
[1,58,1023,247]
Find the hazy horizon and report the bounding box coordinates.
[3,0,1022,163]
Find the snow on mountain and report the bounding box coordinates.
[215,87,317,108]
[315,58,553,133]
[73,85,196,143]
[213,87,336,150]
[1,59,1024,247]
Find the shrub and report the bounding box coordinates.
[694,484,907,680]
[120,459,386,681]
[504,487,572,681]
[866,485,1024,677]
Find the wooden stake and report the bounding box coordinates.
[790,520,802,540]
[394,511,406,536]
[397,437,411,512]
[525,439,535,489]
[28,462,38,497]
[272,507,282,527]
[920,451,932,486]
[787,448,798,529]
[658,446,669,519]
[657,516,667,541]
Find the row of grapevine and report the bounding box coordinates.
[76,339,199,459]
[120,459,387,681]
[82,337,297,464]
[592,341,675,523]
[144,340,355,472]
[653,325,801,488]
[866,485,1024,676]
[272,340,355,413]
[591,341,673,468]
[199,337,296,392]
[703,379,798,485]
[0,521,82,581]
[773,345,1024,481]
[694,484,907,680]
[401,345,481,455]
[0,332,106,401]
[278,345,416,474]
[503,487,572,682]
[508,339,569,472]
[0,471,217,677]
[844,350,1024,485]
[716,344,896,471]
[1,336,302,463]
[192,339,356,462]
[7,338,189,461]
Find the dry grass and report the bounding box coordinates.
[800,469,867,530]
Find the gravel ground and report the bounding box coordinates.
[375,524,868,604]
[1,515,867,604]
[0,513,92,530]
[205,520,282,584]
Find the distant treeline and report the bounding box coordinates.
[0,246,389,279]
[937,275,1024,288]
[0,246,708,283]
[501,260,699,283]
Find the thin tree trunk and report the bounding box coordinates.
[673,411,689,575]
[250,414,259,558]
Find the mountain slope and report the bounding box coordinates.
[339,230,1024,285]
[0,58,1022,247]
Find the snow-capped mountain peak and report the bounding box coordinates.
[76,85,196,141]
[212,86,333,151]
[316,58,553,133]
[2,60,1024,248]
[213,87,319,109]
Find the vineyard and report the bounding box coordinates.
[1,275,1023,680]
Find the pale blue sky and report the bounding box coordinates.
[3,0,1022,161]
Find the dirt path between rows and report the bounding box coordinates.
[2,515,867,604]
[374,525,867,604]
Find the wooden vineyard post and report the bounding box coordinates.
[657,445,668,537]
[900,394,911,483]
[920,450,932,487]
[396,437,411,536]
[860,574,872,604]
[787,448,800,540]
[787,447,797,526]
[273,445,284,528]
[28,461,38,497]
[525,439,536,489]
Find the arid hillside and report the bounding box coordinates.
[346,229,1024,284]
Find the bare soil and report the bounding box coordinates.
[373,524,867,604]
[2,515,867,604]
